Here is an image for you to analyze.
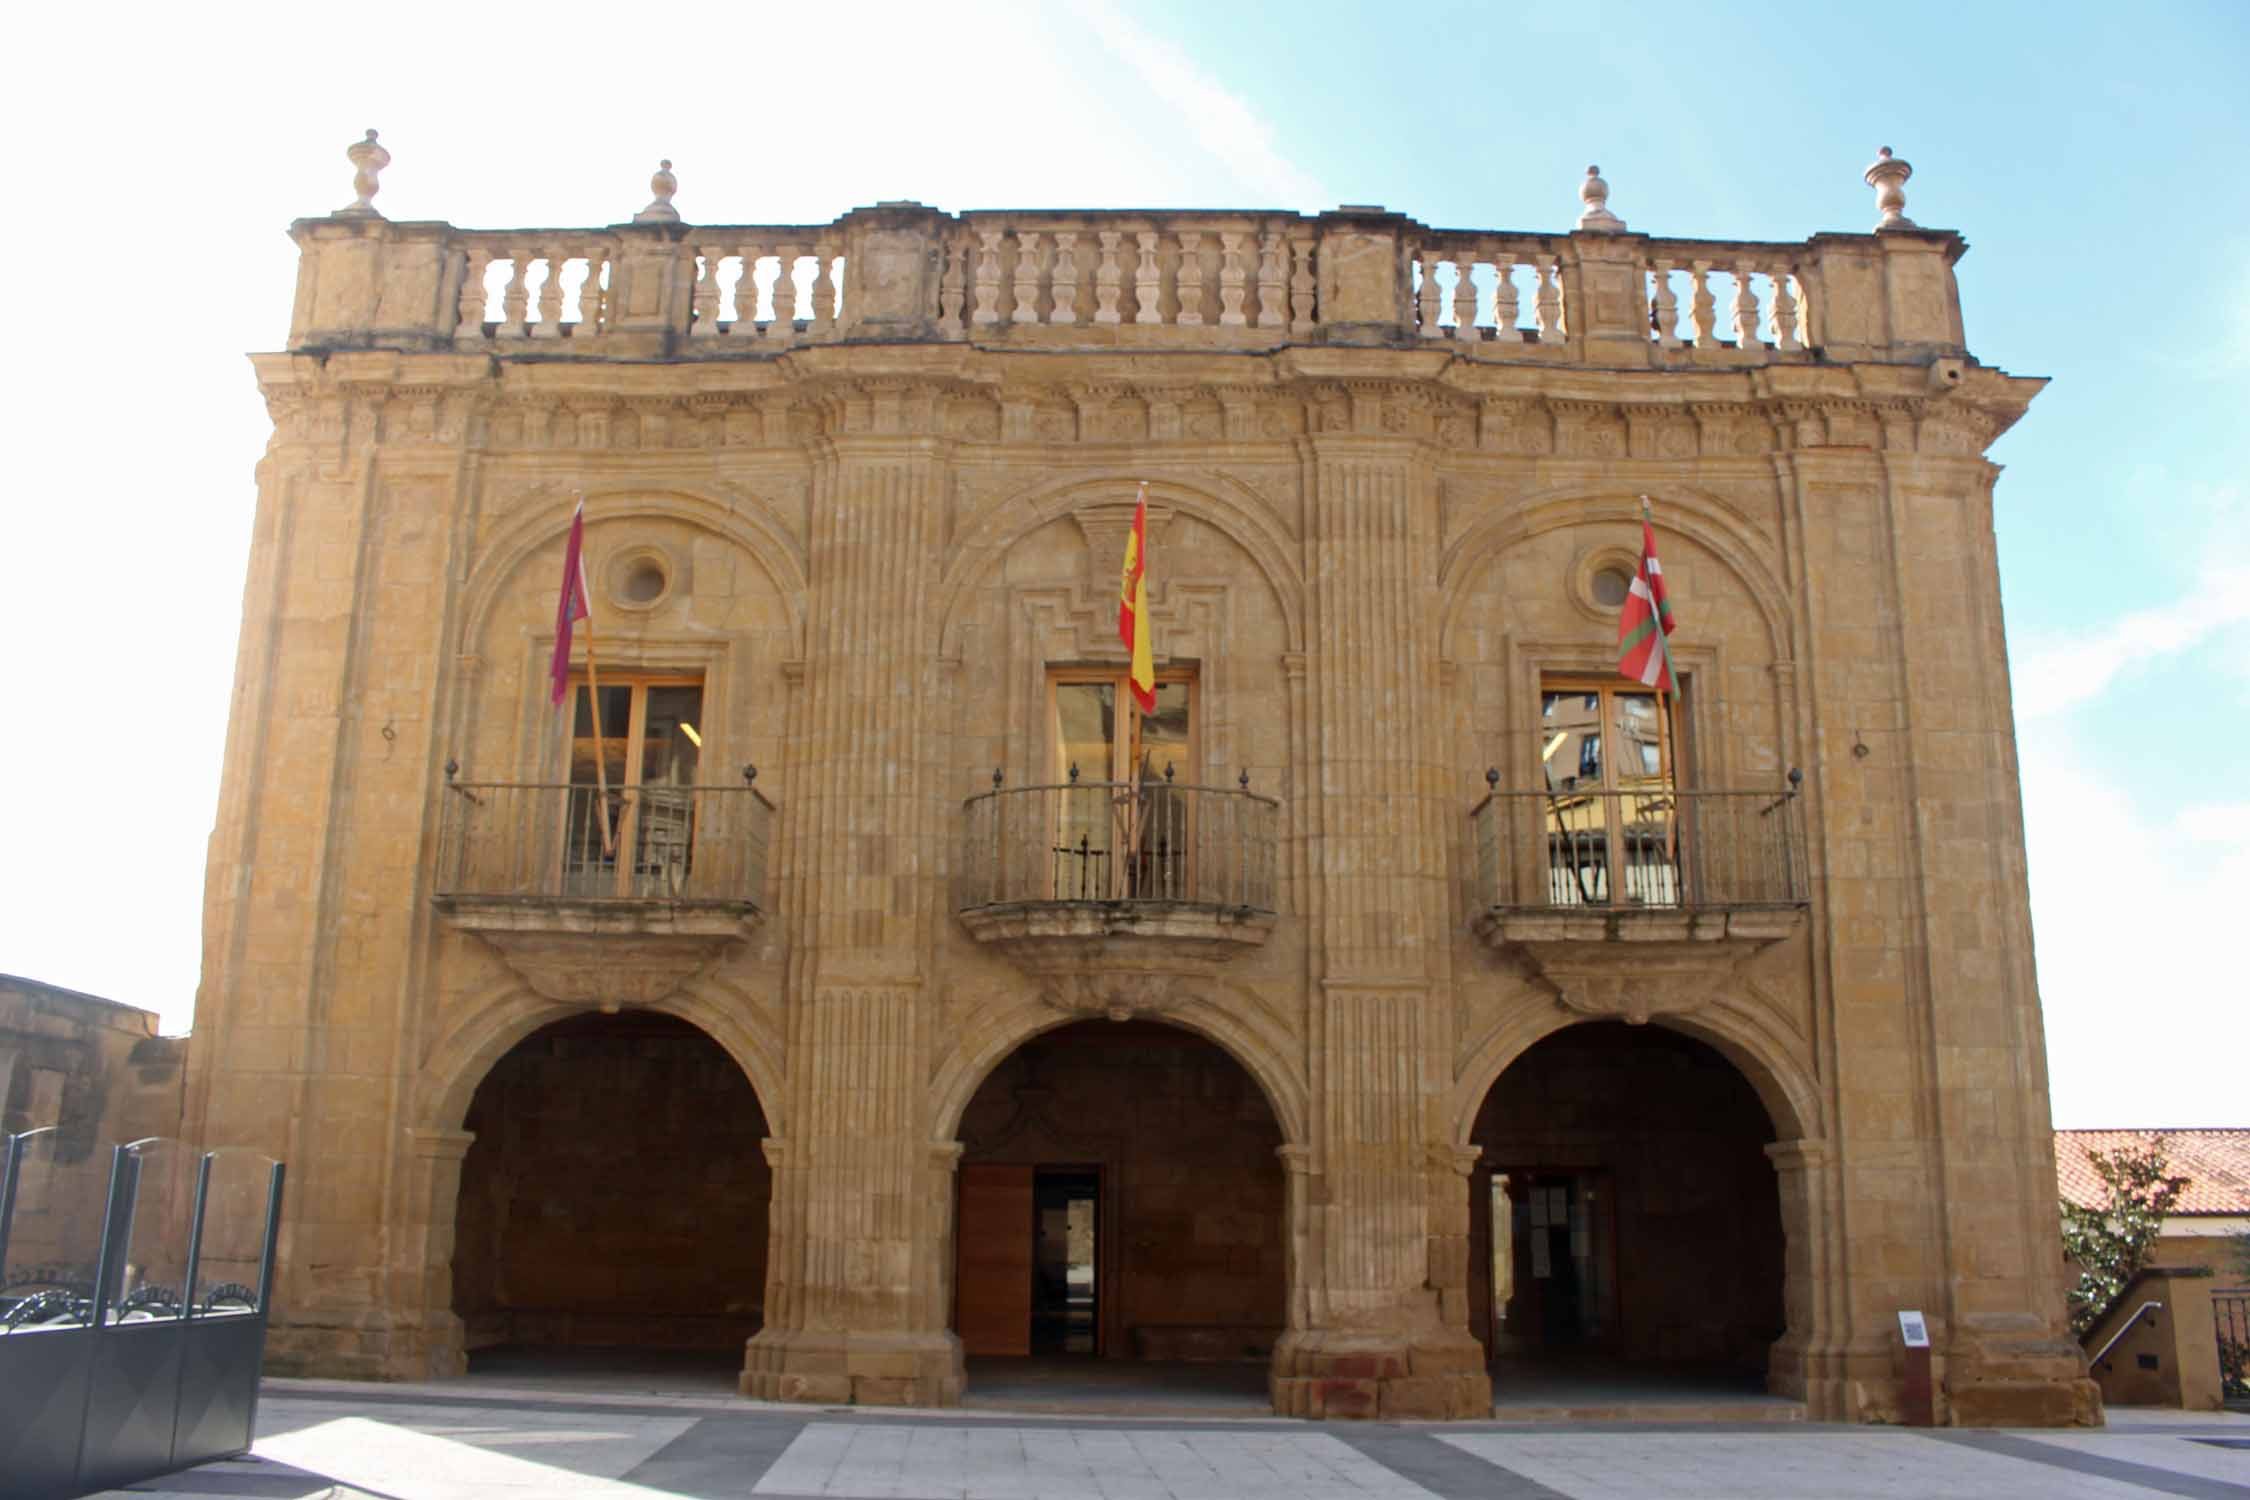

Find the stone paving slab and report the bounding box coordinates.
[2019,1430,2250,1483]
[752,1424,1441,1499]
[1440,1429,2250,1500]
[84,1384,2250,1500]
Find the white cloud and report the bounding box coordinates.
[2013,481,2250,717]
[2012,578,2250,717]
[1072,0,1332,210]
[2024,747,2250,1128]
[2175,802,2250,847]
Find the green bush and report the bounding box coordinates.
[2060,1137,2187,1340]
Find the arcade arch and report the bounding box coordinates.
[1464,1020,1792,1395]
[449,1009,774,1371]
[949,1019,1289,1381]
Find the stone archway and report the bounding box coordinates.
[1464,1020,1795,1402]
[447,1009,774,1375]
[948,1018,1289,1401]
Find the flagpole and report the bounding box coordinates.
[1129,480,1147,897]
[1122,480,1151,897]
[1640,495,1683,883]
[581,609,618,860]
[574,497,617,858]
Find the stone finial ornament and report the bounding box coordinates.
[1577,165,1625,233]
[1864,146,1917,232]
[336,129,390,218]
[635,159,681,223]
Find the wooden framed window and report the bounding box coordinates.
[1537,676,1683,906]
[561,672,705,897]
[1044,668,1196,900]
[1047,669,1195,784]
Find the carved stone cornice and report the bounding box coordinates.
[251,342,2039,464]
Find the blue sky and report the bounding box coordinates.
[1,1,2242,1127]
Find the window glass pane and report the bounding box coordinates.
[1055,682,1115,783]
[1614,692,1664,788]
[570,685,632,787]
[1138,682,1191,783]
[641,686,704,786]
[1051,683,1115,898]
[1541,691,1601,792]
[1613,691,1675,904]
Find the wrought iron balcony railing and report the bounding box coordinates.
[1469,777,1808,914]
[957,773,1278,914]
[435,776,774,909]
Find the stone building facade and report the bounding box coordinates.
[183,139,2096,1423]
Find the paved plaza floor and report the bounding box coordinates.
[90,1377,2250,1499]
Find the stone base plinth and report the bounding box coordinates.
[741,1328,964,1407]
[266,1310,472,1383]
[1269,1330,1492,1419]
[1943,1330,2103,1427]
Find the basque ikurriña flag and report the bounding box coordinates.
[1617,505,1677,694]
[1117,482,1157,714]
[548,499,591,707]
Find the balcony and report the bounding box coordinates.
[433,774,774,1006]
[956,774,1279,1008]
[1468,777,1809,1024]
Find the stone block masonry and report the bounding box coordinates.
[177,137,2095,1423]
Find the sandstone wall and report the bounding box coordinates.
[179,186,2093,1423]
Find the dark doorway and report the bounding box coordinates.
[1031,1168,1099,1356]
[1468,1023,1783,1388]
[452,1010,771,1369]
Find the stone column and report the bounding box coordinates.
[186,357,487,1380]
[1764,1137,1834,1406]
[397,1128,475,1378]
[1780,423,2093,1426]
[743,414,962,1406]
[1269,425,1489,1419]
[1870,438,2093,1426]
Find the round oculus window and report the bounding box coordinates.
[622,561,668,603]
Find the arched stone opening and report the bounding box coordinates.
[950,1019,1287,1399]
[450,1009,773,1378]
[1466,1021,1786,1399]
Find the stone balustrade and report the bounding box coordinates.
[941,214,1318,335]
[287,147,1966,365]
[1408,235,1812,356]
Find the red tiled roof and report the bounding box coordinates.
[2055,1129,2250,1215]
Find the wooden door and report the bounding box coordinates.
[956,1164,1034,1356]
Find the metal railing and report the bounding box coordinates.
[957,771,1278,913]
[436,773,774,906]
[1469,775,1809,912]
[2088,1300,2164,1369]
[2218,1291,2249,1401]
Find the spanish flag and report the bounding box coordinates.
[1118,482,1156,714]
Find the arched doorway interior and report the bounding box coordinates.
[452,1010,772,1380]
[1467,1022,1784,1395]
[953,1019,1284,1400]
